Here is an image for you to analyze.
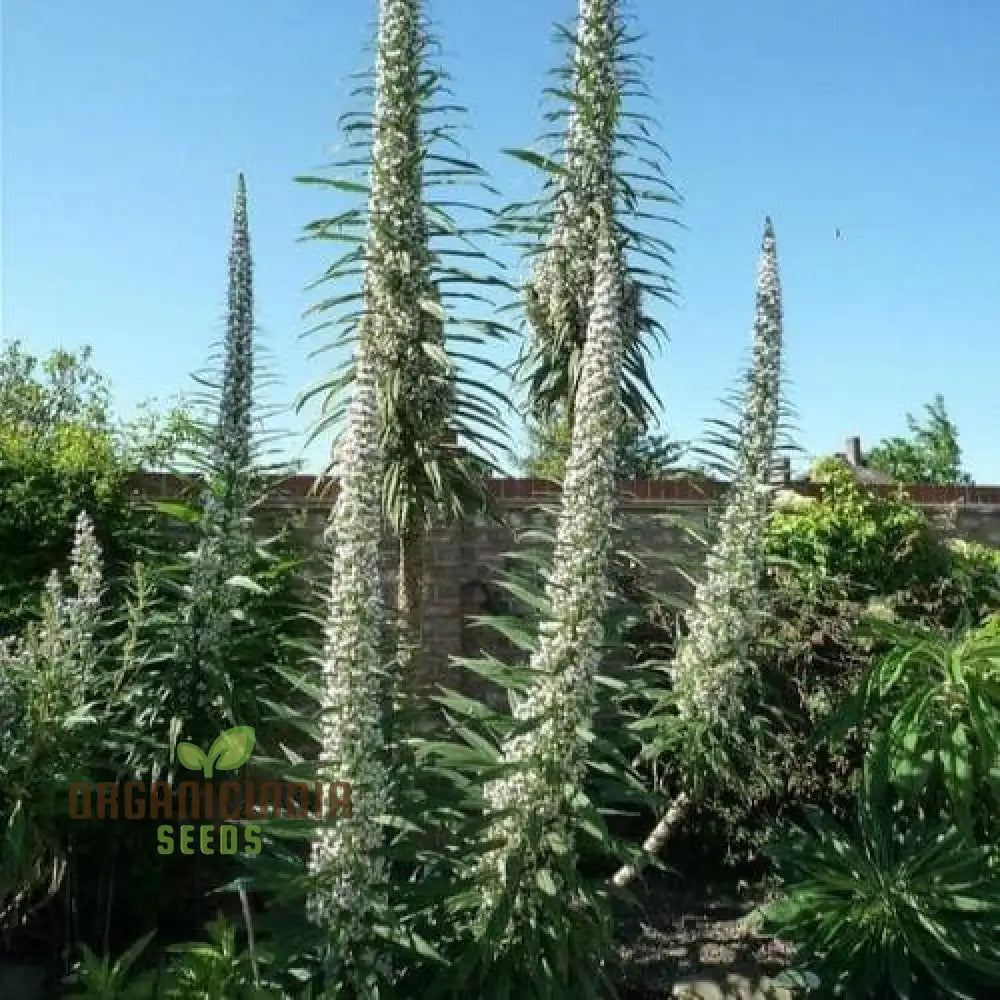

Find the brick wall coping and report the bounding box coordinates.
[127,472,1000,507]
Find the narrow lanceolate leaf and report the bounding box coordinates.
[479,214,624,934]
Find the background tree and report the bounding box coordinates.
[0,340,193,632]
[522,405,686,480]
[866,394,972,485]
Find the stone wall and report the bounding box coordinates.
[130,474,1000,682]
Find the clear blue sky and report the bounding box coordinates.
[4,0,998,480]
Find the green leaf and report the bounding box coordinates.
[419,297,448,322]
[502,147,566,176]
[176,742,207,772]
[536,869,558,897]
[205,726,256,774]
[225,574,266,594]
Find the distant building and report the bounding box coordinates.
[808,435,895,485]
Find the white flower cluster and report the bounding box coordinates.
[670,220,783,744]
[176,176,257,713]
[525,0,639,416]
[0,511,103,750]
[365,0,451,478]
[304,2,429,970]
[307,347,391,981]
[480,219,624,917]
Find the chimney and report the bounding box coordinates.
[844,435,863,467]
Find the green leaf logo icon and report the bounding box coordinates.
[208,726,256,773]
[176,742,208,772]
[175,726,255,778]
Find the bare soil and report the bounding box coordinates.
[612,876,796,998]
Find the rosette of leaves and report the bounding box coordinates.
[825,618,1000,839]
[762,749,1000,999]
[297,0,514,678]
[63,930,159,999]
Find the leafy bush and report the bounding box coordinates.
[0,513,104,932]
[667,469,999,877]
[831,619,1000,837]
[767,462,950,601]
[763,618,1000,998]
[64,930,158,999]
[763,793,1000,998]
[947,540,1000,623]
[0,341,193,633]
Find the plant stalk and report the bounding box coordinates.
[397,522,425,679]
[611,791,693,888]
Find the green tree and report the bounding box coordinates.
[866,394,972,485]
[522,407,686,480]
[0,341,191,631]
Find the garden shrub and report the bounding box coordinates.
[0,342,192,634]
[763,770,1000,998]
[0,513,104,933]
[670,465,1000,877]
[0,402,129,633]
[767,461,951,601]
[947,538,1000,623]
[763,619,1000,998]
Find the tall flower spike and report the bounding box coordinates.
[523,0,644,432]
[672,217,783,756]
[363,0,454,677]
[175,176,257,735]
[0,514,105,749]
[65,510,103,679]
[480,212,624,926]
[739,217,782,485]
[612,218,784,887]
[307,341,392,990]
[216,172,254,491]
